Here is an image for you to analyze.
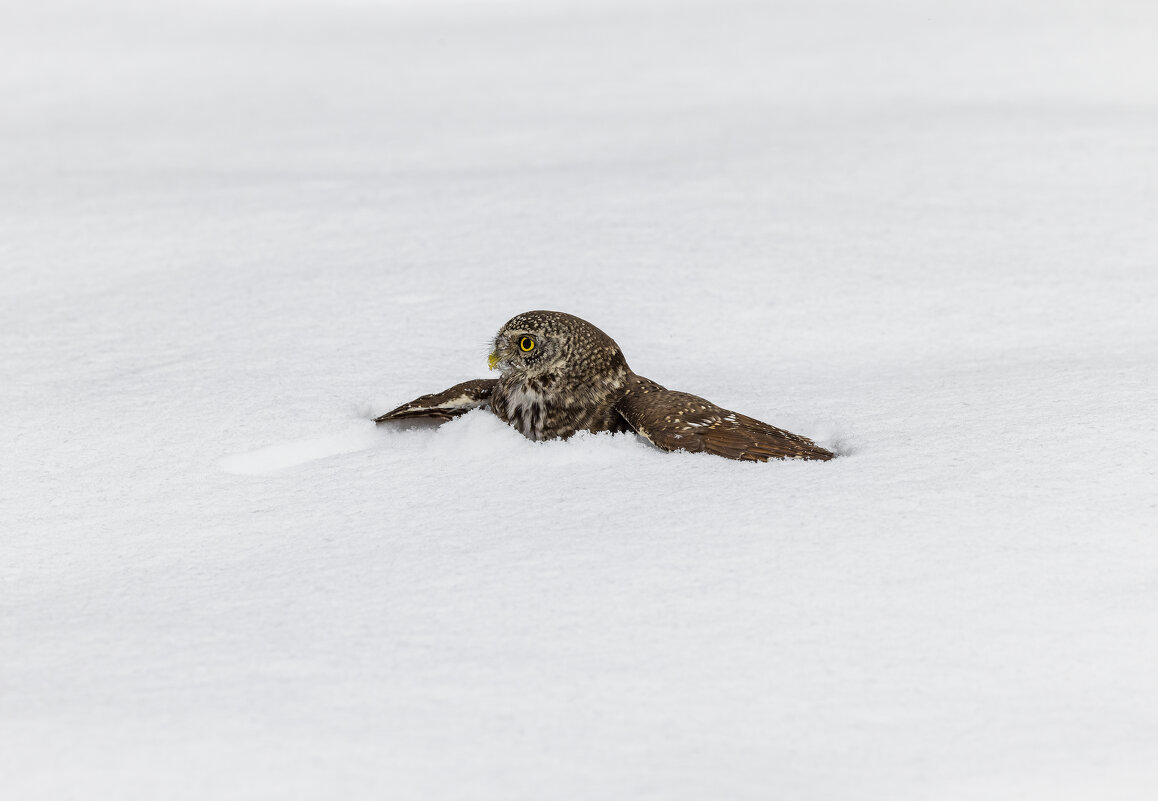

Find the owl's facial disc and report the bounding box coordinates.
[489,329,557,374]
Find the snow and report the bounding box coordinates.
[3,0,1157,798]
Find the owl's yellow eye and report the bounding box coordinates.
[519,336,535,352]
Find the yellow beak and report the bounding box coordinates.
[488,351,501,371]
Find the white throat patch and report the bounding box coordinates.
[503,383,548,439]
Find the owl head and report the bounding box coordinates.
[488,310,627,379]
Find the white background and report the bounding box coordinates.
[3,0,1157,798]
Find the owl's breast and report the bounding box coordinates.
[493,381,551,440]
[493,374,627,441]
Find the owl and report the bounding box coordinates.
[375,310,833,462]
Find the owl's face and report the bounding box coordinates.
[488,316,568,376]
[488,310,625,379]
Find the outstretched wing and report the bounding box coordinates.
[615,382,833,462]
[374,378,497,423]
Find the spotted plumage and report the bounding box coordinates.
[375,310,833,462]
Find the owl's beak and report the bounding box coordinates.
[488,350,501,371]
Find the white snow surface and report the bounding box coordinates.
[3,0,1158,798]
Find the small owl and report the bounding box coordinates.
[376,310,833,462]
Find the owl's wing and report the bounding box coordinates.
[374,378,497,423]
[615,384,833,462]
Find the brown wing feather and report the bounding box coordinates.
[615,382,833,462]
[374,378,496,423]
